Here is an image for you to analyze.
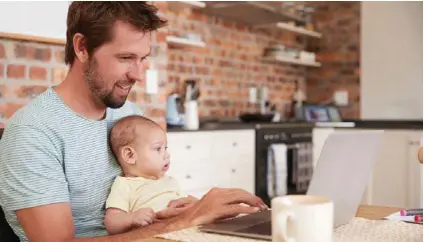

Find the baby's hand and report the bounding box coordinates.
[131,208,156,227]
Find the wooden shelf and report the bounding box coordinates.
[168,1,206,12]
[201,1,306,26]
[255,22,322,38]
[262,55,321,67]
[0,32,65,45]
[166,36,206,48]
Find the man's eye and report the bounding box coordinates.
[120,56,132,61]
[156,147,161,152]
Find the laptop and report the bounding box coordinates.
[199,130,384,240]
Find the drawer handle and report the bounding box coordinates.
[185,175,191,179]
[186,145,191,149]
[232,142,237,147]
[232,169,236,173]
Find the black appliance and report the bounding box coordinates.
[254,123,314,206]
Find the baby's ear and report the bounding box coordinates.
[121,146,137,165]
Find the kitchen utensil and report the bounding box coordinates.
[190,87,201,100]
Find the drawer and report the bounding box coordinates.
[229,163,255,194]
[214,152,255,166]
[169,159,220,191]
[167,132,212,161]
[211,130,255,156]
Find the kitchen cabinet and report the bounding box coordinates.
[166,129,255,198]
[313,127,423,209]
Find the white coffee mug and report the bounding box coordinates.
[271,195,333,242]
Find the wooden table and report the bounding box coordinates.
[144,205,402,242]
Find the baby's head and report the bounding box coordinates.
[110,115,170,179]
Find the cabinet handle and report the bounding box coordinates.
[185,174,191,179]
[232,169,236,173]
[186,145,191,149]
[232,142,237,147]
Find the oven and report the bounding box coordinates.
[254,123,314,206]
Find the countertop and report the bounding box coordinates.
[166,119,422,132]
[142,205,403,242]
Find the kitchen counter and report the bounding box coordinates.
[142,205,404,242]
[167,119,422,132]
[166,121,316,132]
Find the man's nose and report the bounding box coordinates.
[127,61,147,82]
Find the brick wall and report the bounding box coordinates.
[165,6,308,118]
[0,1,168,128]
[306,2,361,119]
[0,2,361,126]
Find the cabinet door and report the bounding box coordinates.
[229,154,255,194]
[211,130,255,193]
[166,132,217,196]
[406,131,423,208]
[167,132,212,163]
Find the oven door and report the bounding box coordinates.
[255,140,313,206]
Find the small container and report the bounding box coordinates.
[184,101,199,130]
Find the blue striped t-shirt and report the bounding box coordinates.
[0,88,142,241]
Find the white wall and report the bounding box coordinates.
[361,1,423,120]
[0,1,69,40]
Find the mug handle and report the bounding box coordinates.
[277,212,296,242]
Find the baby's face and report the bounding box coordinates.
[133,127,170,179]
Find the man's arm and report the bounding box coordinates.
[16,203,185,242]
[17,188,266,242]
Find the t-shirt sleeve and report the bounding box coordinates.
[0,125,69,211]
[105,178,131,212]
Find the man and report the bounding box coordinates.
[0,2,266,242]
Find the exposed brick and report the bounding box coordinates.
[0,62,3,78]
[306,2,360,119]
[29,66,47,81]
[0,102,26,119]
[7,64,26,79]
[52,67,68,84]
[14,43,51,62]
[0,84,6,99]
[14,43,34,59]
[0,43,5,59]
[55,49,65,63]
[11,85,48,99]
[34,47,52,62]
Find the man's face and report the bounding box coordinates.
[83,21,151,109]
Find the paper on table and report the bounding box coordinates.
[384,212,422,224]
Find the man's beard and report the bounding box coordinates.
[83,57,127,109]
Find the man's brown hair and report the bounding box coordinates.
[65,1,167,66]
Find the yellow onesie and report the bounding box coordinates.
[105,176,186,213]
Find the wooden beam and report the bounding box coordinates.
[0,32,66,45]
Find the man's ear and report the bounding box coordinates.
[73,33,89,63]
[121,146,137,165]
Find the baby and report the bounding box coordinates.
[104,115,190,235]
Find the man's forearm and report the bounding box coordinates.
[67,215,190,242]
